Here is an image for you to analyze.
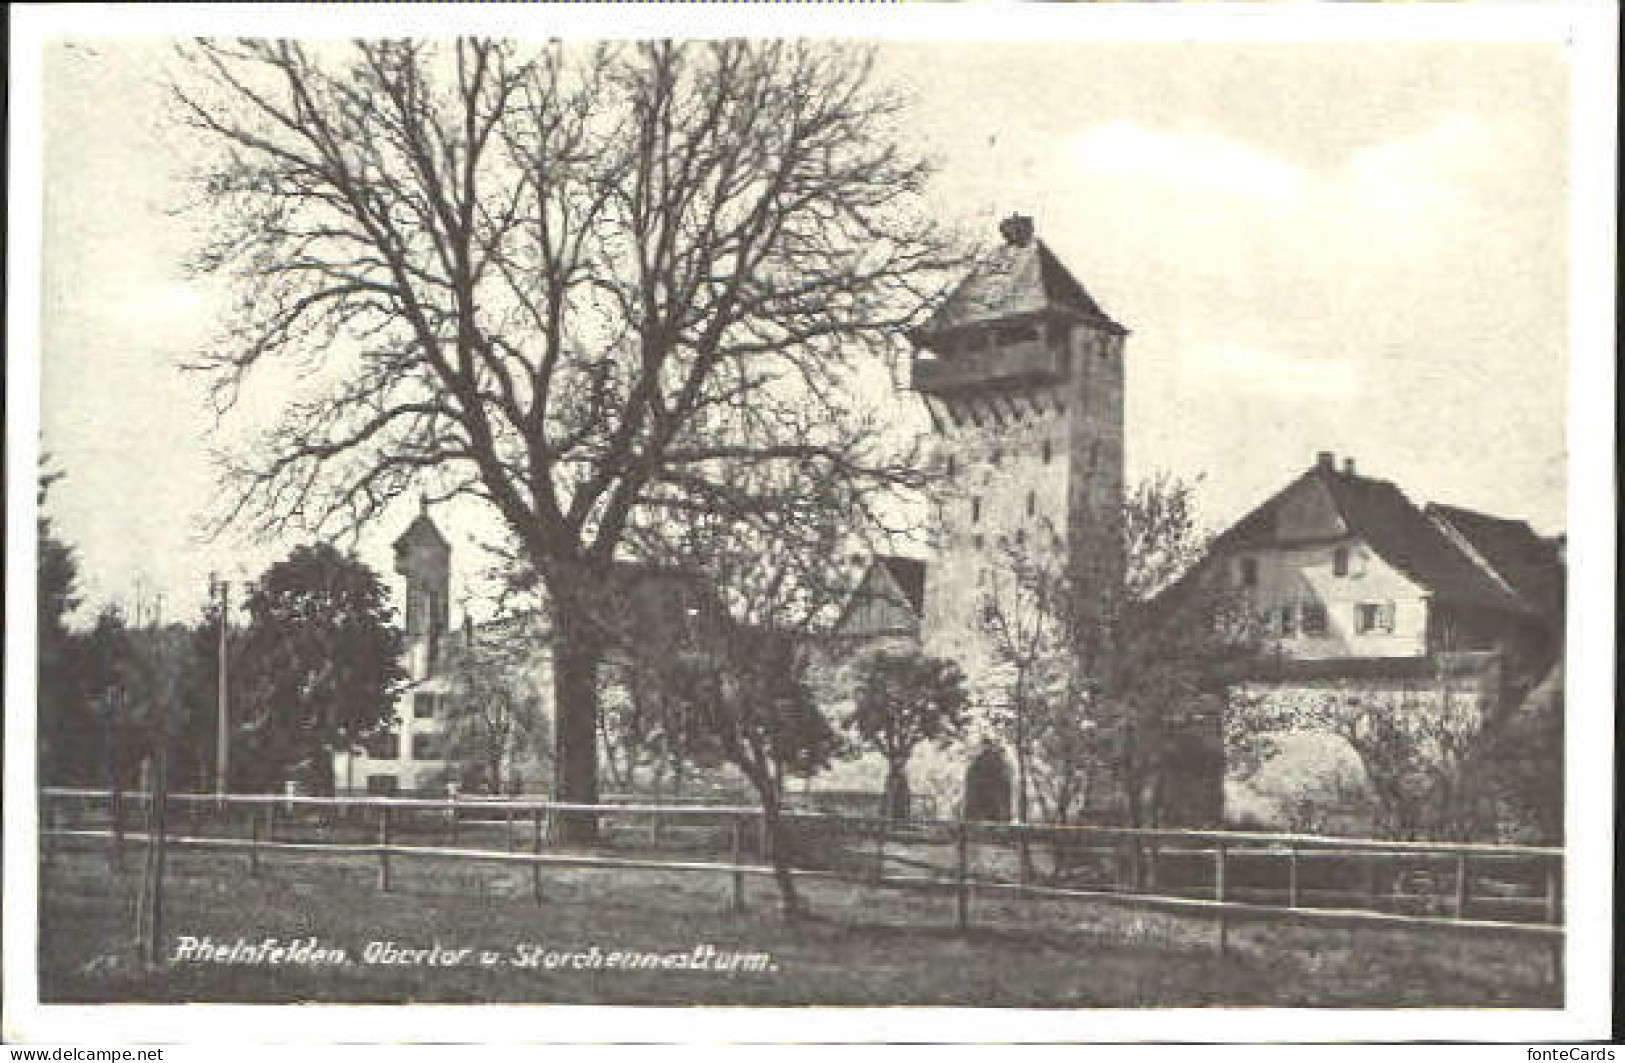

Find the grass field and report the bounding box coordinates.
[37,842,1559,1007]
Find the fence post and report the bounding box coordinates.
[41,802,54,864]
[531,809,543,904]
[1287,845,1300,909]
[449,800,460,847]
[111,788,126,872]
[955,822,971,933]
[731,814,746,913]
[1214,840,1229,956]
[377,806,392,892]
[1453,852,1470,920]
[872,818,886,887]
[506,808,515,853]
[1545,858,1563,987]
[266,802,276,846]
[249,806,261,877]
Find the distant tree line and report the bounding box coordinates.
[37,469,407,795]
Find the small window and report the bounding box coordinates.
[1026,490,1036,517]
[1098,338,1110,361]
[1333,547,1350,577]
[971,533,984,550]
[411,734,439,761]
[366,774,399,796]
[990,447,1002,467]
[1041,439,1052,464]
[365,730,399,761]
[971,496,982,524]
[945,455,956,477]
[1355,602,1395,635]
[1239,557,1258,588]
[1014,527,1026,546]
[1301,603,1329,637]
[1278,604,1297,637]
[414,692,436,719]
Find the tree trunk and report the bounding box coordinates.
[311,737,337,797]
[882,760,911,821]
[552,607,602,844]
[759,794,805,920]
[740,765,804,920]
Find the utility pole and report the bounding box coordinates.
[210,573,231,797]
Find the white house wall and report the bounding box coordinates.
[1236,537,1431,659]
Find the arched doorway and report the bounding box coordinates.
[962,742,1012,822]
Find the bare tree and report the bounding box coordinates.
[438,621,547,795]
[980,474,1258,841]
[629,455,869,918]
[175,39,960,837]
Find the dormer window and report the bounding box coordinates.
[1333,547,1350,578]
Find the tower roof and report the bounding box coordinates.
[916,216,1125,341]
[393,508,449,556]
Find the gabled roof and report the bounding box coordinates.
[917,233,1124,340]
[1215,460,1535,615]
[877,556,927,615]
[831,554,927,636]
[393,510,449,554]
[1427,503,1565,621]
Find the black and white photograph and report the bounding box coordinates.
[5,1,1615,1047]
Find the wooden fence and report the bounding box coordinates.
[39,787,1563,980]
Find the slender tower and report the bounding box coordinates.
[910,213,1127,719]
[393,500,451,681]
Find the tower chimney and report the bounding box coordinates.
[998,213,1035,248]
[1316,450,1335,471]
[1342,457,1356,477]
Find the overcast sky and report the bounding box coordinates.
[37,36,1571,624]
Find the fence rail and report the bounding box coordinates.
[39,786,1563,980]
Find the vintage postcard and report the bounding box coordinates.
[5,1,1616,1047]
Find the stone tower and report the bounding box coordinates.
[393,500,450,680]
[910,214,1127,693]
